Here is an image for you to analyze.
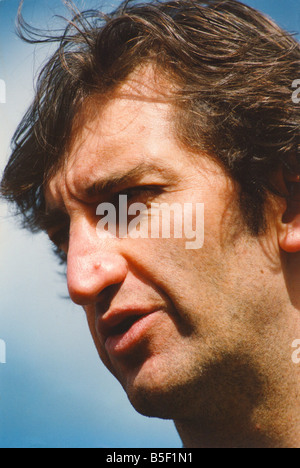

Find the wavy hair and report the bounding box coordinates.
[1,0,300,236]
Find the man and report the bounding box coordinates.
[1,0,300,448]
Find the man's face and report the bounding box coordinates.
[45,74,282,420]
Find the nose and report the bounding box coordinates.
[66,220,128,306]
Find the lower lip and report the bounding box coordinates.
[104,311,160,356]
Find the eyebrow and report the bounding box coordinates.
[41,161,178,231]
[85,161,178,199]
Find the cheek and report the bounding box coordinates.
[140,238,234,343]
[129,235,223,306]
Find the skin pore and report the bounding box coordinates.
[44,68,300,448]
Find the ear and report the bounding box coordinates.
[278,173,300,253]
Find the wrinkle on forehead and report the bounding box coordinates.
[64,64,177,162]
[45,65,179,205]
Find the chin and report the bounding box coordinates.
[122,364,199,420]
[126,385,181,419]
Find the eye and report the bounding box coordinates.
[48,225,70,264]
[50,225,69,248]
[117,185,165,203]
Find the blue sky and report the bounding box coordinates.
[0,0,299,449]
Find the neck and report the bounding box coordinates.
[175,345,300,448]
[175,407,300,448]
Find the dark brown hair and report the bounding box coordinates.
[1,0,300,239]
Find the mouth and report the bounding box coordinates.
[97,308,161,356]
[108,314,145,337]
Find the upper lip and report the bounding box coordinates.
[96,306,161,341]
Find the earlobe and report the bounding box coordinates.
[279,216,300,253]
[278,176,300,253]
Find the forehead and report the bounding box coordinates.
[46,69,198,201]
[68,93,173,176]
